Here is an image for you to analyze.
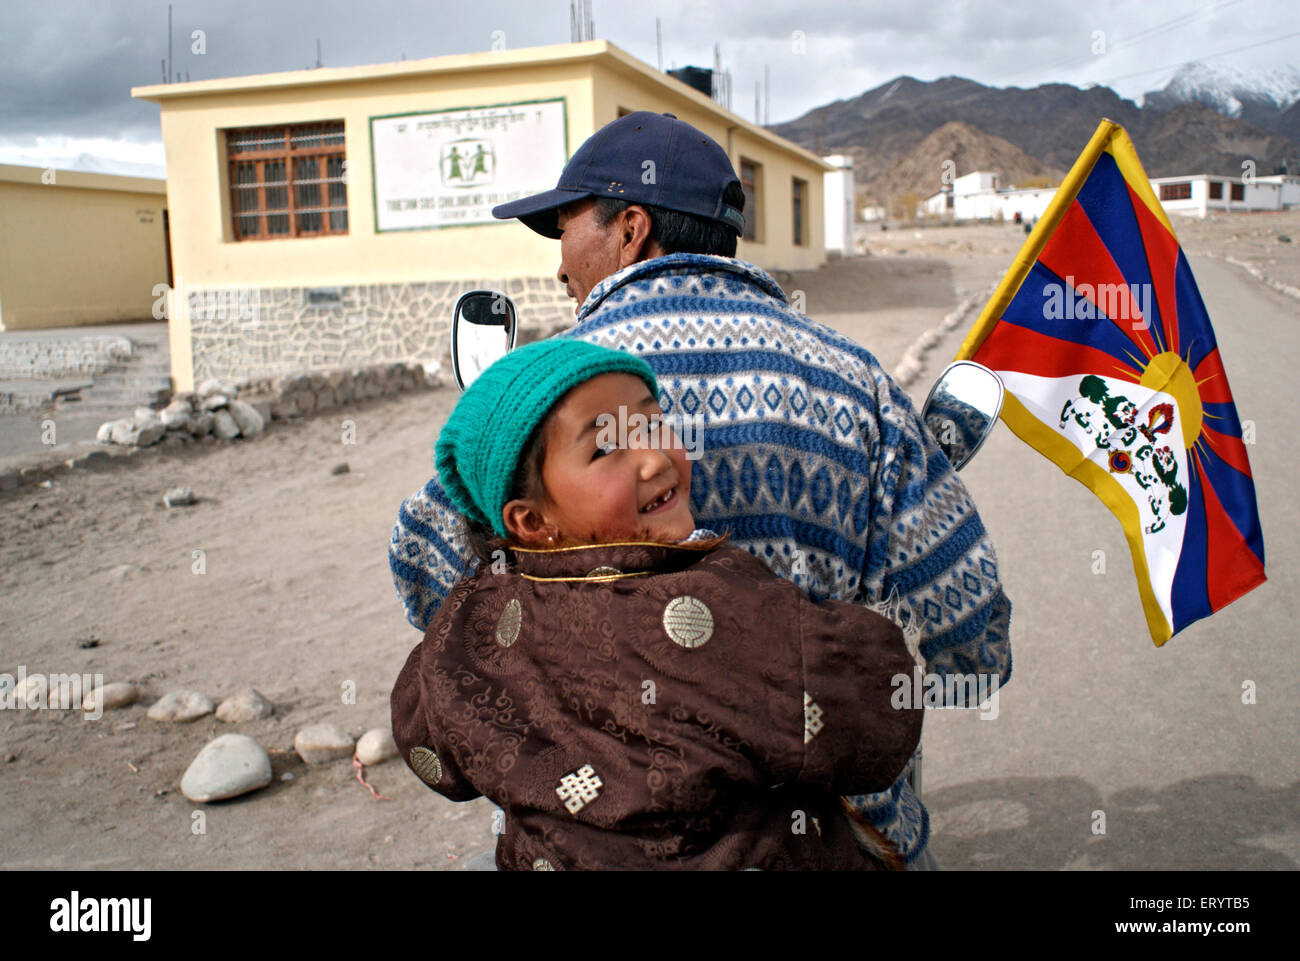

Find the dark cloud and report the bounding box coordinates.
[0,0,1295,160]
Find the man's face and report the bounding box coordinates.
[556,199,623,312]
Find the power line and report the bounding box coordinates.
[1094,29,1300,86]
[992,0,1247,83]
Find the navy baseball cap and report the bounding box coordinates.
[492,111,745,239]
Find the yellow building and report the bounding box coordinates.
[133,40,830,392]
[0,164,168,331]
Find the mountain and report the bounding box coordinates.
[771,71,1300,206]
[1143,62,1300,137]
[858,121,1066,208]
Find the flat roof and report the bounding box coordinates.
[132,39,832,172]
[0,163,166,194]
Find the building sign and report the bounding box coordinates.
[370,99,567,231]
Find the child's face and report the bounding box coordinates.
[509,372,695,546]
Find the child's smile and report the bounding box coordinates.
[527,372,696,545]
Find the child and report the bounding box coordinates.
[390,339,922,870]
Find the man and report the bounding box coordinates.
[390,111,1012,868]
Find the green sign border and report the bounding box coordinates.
[368,97,569,234]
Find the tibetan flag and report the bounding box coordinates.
[955,119,1265,645]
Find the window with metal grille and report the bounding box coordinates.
[792,177,807,246]
[740,159,760,242]
[1230,182,1244,201]
[1209,180,1223,200]
[227,122,348,240]
[1159,182,1191,201]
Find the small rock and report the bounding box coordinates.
[215,687,274,723]
[95,421,118,444]
[76,636,100,649]
[293,723,355,765]
[83,682,140,712]
[164,487,196,508]
[331,463,350,475]
[39,480,52,489]
[1278,235,1291,243]
[211,409,241,441]
[160,403,192,429]
[197,378,233,399]
[355,728,398,766]
[147,689,214,723]
[189,412,214,437]
[227,399,265,437]
[107,419,136,445]
[201,394,230,412]
[132,422,165,447]
[4,754,16,763]
[280,772,294,782]
[181,734,274,802]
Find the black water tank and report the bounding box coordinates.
[668,66,713,97]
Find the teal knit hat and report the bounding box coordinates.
[435,338,659,538]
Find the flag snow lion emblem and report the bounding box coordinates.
[956,119,1265,645]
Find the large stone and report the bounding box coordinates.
[201,394,230,412]
[211,409,241,440]
[355,728,398,766]
[163,487,196,508]
[293,723,354,765]
[181,734,273,802]
[83,682,140,712]
[134,407,162,427]
[227,399,265,437]
[313,388,337,412]
[294,390,317,415]
[96,420,123,444]
[147,689,214,723]
[215,687,274,723]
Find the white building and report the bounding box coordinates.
[918,168,1298,224]
[822,154,856,256]
[1150,173,1297,218]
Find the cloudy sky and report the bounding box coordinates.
[1,0,1296,174]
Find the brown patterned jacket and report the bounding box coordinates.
[390,538,922,870]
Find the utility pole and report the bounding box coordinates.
[656,17,662,71]
[316,38,322,68]
[764,64,770,125]
[167,3,173,83]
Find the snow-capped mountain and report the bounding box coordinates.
[1142,62,1300,137]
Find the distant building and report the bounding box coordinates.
[918,167,1298,224]
[132,40,831,391]
[0,164,168,330]
[1148,174,1296,217]
[822,155,855,255]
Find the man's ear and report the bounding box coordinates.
[502,498,558,547]
[617,205,665,267]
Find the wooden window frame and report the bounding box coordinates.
[1208,180,1223,200]
[740,158,761,243]
[1159,182,1192,202]
[1230,182,1245,202]
[226,122,348,241]
[792,177,807,246]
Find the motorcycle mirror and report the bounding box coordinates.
[920,360,1005,471]
[452,290,517,391]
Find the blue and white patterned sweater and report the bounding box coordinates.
[389,253,1013,863]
